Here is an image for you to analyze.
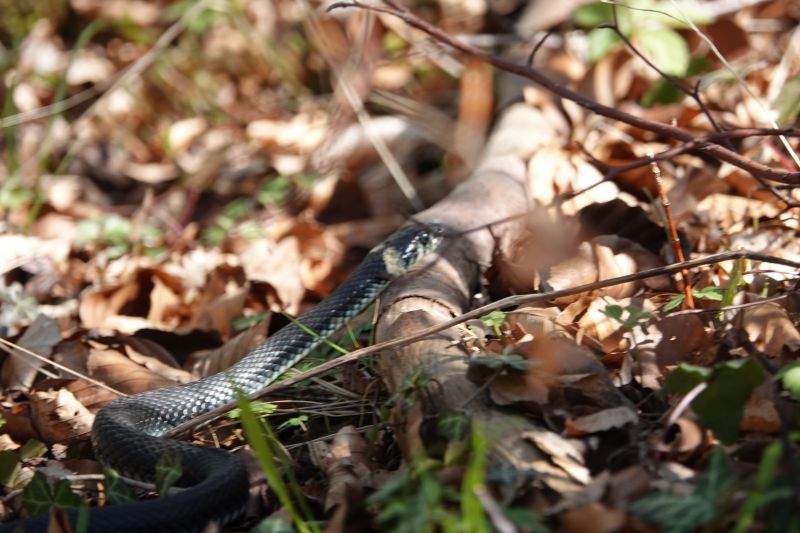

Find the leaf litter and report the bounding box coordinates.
[1,0,800,531]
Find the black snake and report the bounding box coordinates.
[4,223,443,532]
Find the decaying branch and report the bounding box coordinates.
[329,1,800,186]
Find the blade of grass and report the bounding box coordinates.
[235,391,321,533]
[461,423,489,532]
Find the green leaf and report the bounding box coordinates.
[258,175,293,206]
[461,423,489,532]
[662,294,686,312]
[603,305,623,321]
[18,439,47,460]
[479,310,507,337]
[277,414,308,431]
[0,450,20,488]
[573,2,616,26]
[21,472,56,515]
[587,28,622,64]
[693,286,724,301]
[664,363,712,394]
[630,492,716,533]
[776,362,800,400]
[734,442,783,533]
[52,479,84,508]
[641,78,686,107]
[228,400,278,420]
[103,468,137,505]
[692,358,765,444]
[639,29,690,76]
[155,453,183,496]
[773,75,800,126]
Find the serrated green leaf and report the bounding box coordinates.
[693,286,724,301]
[639,29,690,76]
[773,75,800,126]
[692,358,765,444]
[662,294,686,312]
[587,28,622,64]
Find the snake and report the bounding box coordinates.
[3,223,443,533]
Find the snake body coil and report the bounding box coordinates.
[5,223,442,532]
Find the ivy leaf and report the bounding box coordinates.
[666,359,764,444]
[665,363,712,394]
[639,29,690,76]
[692,358,764,444]
[155,453,183,496]
[103,468,137,505]
[21,472,82,515]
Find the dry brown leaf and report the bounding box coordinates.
[240,237,305,315]
[655,418,705,455]
[86,348,183,395]
[147,275,181,324]
[1,314,61,391]
[185,317,270,377]
[247,112,328,154]
[560,502,626,533]
[564,406,639,437]
[320,425,371,515]
[606,464,651,510]
[741,301,800,357]
[523,429,589,485]
[695,193,779,232]
[624,312,712,389]
[741,396,780,434]
[29,387,94,444]
[489,372,550,406]
[185,277,249,340]
[122,340,193,384]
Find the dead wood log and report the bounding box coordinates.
[375,102,559,470]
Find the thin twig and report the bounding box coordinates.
[166,249,800,438]
[651,158,694,308]
[328,1,800,185]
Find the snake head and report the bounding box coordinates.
[378,222,445,277]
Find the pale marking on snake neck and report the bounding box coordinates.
[382,246,407,277]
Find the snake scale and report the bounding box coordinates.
[3,223,443,532]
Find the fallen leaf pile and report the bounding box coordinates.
[2,0,800,531]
